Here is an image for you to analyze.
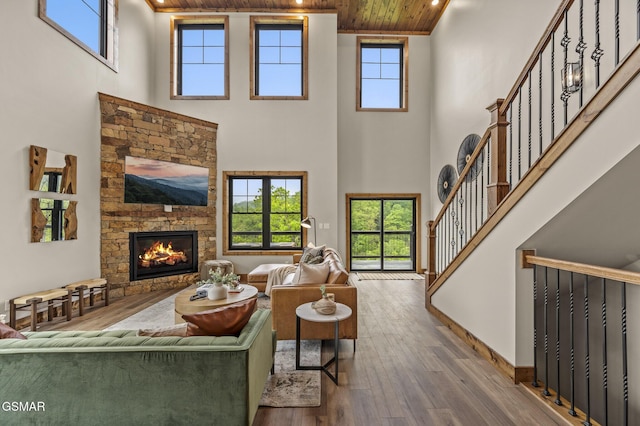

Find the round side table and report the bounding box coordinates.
[295,302,352,385]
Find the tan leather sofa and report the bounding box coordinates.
[248,250,358,342]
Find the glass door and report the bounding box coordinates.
[349,197,416,272]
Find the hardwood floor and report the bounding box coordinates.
[38,280,564,425]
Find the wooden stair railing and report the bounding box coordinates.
[521,252,639,426]
[427,0,640,301]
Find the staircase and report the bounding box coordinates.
[426,1,640,424]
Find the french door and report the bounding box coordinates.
[348,195,418,272]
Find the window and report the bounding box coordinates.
[39,0,118,71]
[250,16,308,100]
[171,16,229,99]
[357,37,409,111]
[223,172,308,254]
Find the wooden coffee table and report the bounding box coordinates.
[174,284,259,323]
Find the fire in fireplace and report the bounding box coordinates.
[129,231,198,281]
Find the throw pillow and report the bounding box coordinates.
[137,323,188,337]
[183,298,257,337]
[0,323,27,340]
[292,261,331,285]
[299,243,325,263]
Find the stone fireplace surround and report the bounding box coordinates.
[99,93,217,297]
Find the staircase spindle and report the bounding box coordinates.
[592,0,604,88]
[518,87,522,181]
[538,53,543,156]
[621,283,628,426]
[508,106,513,186]
[601,277,608,425]
[615,0,620,65]
[577,0,586,107]
[528,71,532,168]
[555,268,562,405]
[532,265,539,387]
[551,32,556,141]
[584,274,592,426]
[561,11,570,126]
[568,272,577,416]
[543,266,551,396]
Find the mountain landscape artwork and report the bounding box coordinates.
[124,156,209,206]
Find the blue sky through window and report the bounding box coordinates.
[257,27,302,96]
[180,26,225,96]
[46,0,102,54]
[361,45,402,109]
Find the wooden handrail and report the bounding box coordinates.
[498,0,575,116]
[525,254,640,286]
[432,127,492,228]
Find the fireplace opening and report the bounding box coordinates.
[129,231,198,281]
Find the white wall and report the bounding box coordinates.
[150,13,339,275]
[0,0,155,310]
[429,0,558,218]
[337,34,431,270]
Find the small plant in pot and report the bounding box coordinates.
[198,267,240,300]
[314,285,336,315]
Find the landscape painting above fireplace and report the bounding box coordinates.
[124,156,209,206]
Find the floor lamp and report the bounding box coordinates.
[300,216,316,245]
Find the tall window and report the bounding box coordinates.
[250,16,308,100]
[171,16,229,99]
[357,37,409,111]
[224,172,308,253]
[39,0,118,70]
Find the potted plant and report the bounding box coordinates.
[314,285,336,315]
[198,267,240,300]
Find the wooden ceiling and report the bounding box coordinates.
[144,0,450,35]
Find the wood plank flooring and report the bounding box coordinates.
[37,280,564,425]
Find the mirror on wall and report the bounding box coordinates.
[29,145,77,194]
[31,198,78,243]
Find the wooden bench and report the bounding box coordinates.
[10,289,72,331]
[65,278,109,316]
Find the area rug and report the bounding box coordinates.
[259,340,321,407]
[104,293,177,330]
[357,272,424,280]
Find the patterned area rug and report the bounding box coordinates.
[259,340,321,407]
[357,272,424,280]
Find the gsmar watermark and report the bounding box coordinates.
[2,401,46,412]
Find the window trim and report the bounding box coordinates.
[170,15,230,100]
[356,36,409,112]
[250,16,309,100]
[38,0,119,72]
[223,171,309,255]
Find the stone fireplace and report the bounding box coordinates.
[99,93,217,297]
[129,231,198,281]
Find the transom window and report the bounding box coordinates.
[171,16,229,99]
[223,172,308,254]
[39,0,118,71]
[357,37,409,111]
[250,16,308,100]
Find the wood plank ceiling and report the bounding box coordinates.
[144,0,450,35]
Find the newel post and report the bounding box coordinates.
[427,220,436,287]
[486,99,510,215]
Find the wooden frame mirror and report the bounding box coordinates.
[31,198,78,243]
[29,145,77,194]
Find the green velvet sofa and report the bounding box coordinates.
[0,309,273,426]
